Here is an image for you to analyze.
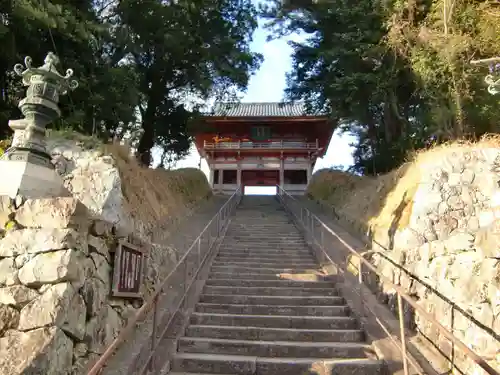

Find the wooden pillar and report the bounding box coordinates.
[279,157,285,189]
[218,168,223,192]
[209,166,214,188]
[237,162,242,188]
[307,161,313,184]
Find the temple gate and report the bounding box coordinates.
[194,102,333,195]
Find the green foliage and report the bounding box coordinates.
[262,0,500,175]
[4,220,18,232]
[0,0,261,166]
[0,139,11,157]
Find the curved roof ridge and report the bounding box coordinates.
[207,101,322,117]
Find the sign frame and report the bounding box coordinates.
[111,240,147,299]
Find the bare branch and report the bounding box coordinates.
[470,57,500,65]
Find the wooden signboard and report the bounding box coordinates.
[111,240,146,298]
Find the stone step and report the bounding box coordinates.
[212,261,318,269]
[219,244,309,250]
[190,313,358,330]
[219,249,310,254]
[214,256,315,264]
[216,251,310,257]
[227,235,301,239]
[218,250,312,258]
[221,244,308,249]
[228,226,296,230]
[228,225,297,228]
[202,286,338,297]
[227,231,297,234]
[195,303,349,316]
[224,240,306,245]
[228,233,303,235]
[215,254,314,261]
[178,337,375,358]
[198,294,345,306]
[227,228,301,232]
[216,251,310,256]
[220,242,308,247]
[186,325,365,342]
[207,272,328,282]
[230,219,292,222]
[222,239,307,244]
[231,221,291,223]
[225,234,303,239]
[228,226,297,228]
[217,250,311,256]
[204,278,332,288]
[210,266,321,275]
[229,219,292,222]
[169,200,384,375]
[172,353,385,375]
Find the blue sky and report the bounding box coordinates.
[173,11,356,177]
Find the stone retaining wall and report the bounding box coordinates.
[0,125,215,374]
[0,136,207,374]
[312,148,500,374]
[0,193,190,375]
[0,196,129,374]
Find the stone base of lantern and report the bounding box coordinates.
[0,149,70,199]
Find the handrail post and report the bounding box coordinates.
[184,258,189,295]
[358,261,365,320]
[197,237,202,265]
[311,213,314,241]
[149,296,159,372]
[398,293,410,375]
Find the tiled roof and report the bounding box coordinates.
[208,102,319,117]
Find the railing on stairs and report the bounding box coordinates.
[87,187,242,375]
[276,186,499,375]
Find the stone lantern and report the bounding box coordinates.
[0,52,78,198]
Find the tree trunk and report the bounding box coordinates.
[136,64,165,166]
[137,106,156,166]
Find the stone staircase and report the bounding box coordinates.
[170,196,386,375]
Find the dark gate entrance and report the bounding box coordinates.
[242,170,279,194]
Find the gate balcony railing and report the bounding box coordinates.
[276,185,499,375]
[87,187,242,375]
[203,140,319,150]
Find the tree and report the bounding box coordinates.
[0,0,262,168]
[113,0,263,165]
[0,0,140,140]
[262,0,423,174]
[262,0,500,175]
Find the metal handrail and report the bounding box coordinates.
[312,195,500,347]
[87,188,242,375]
[276,186,499,375]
